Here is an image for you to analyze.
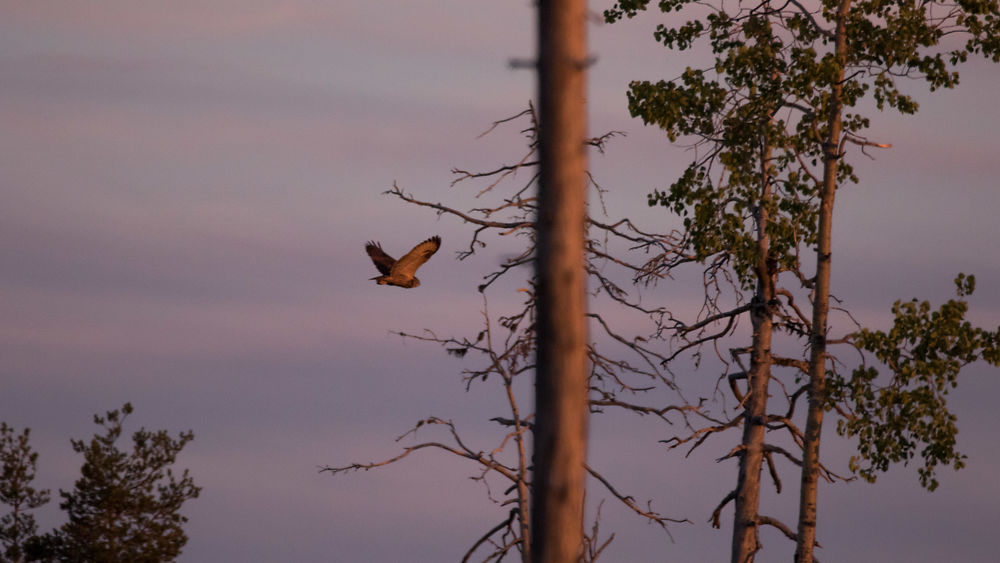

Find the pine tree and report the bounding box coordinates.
[0,424,50,563]
[43,404,200,562]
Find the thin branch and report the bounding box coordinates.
[387,182,531,230]
[585,463,690,535]
[784,0,835,38]
[461,510,520,563]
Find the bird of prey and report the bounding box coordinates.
[365,236,441,288]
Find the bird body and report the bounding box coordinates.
[365,236,441,288]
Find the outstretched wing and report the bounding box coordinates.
[391,235,441,278]
[365,241,396,276]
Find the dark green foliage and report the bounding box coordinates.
[0,425,50,562]
[606,7,1000,563]
[41,404,201,562]
[832,275,1000,490]
[606,0,1000,473]
[607,0,1000,289]
[614,5,830,289]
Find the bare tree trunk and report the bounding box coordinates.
[732,143,776,563]
[731,301,773,563]
[531,1,589,562]
[796,2,850,561]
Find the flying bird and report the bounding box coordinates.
[365,235,441,288]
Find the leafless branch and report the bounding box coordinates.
[710,490,737,529]
[586,463,690,535]
[461,509,521,563]
[757,515,798,542]
[387,182,532,231]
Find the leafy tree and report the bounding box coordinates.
[39,403,201,562]
[0,425,50,563]
[606,2,836,559]
[834,275,1000,491]
[605,0,1000,561]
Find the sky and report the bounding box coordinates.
[2,1,999,561]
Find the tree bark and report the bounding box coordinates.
[531,1,590,562]
[731,142,776,563]
[795,1,851,561]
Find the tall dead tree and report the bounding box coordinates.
[532,1,590,562]
[327,106,688,561]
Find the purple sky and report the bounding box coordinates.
[2,1,999,561]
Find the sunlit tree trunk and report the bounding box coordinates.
[796,2,850,561]
[732,141,776,563]
[531,0,589,562]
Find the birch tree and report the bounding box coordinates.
[605,0,1000,561]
